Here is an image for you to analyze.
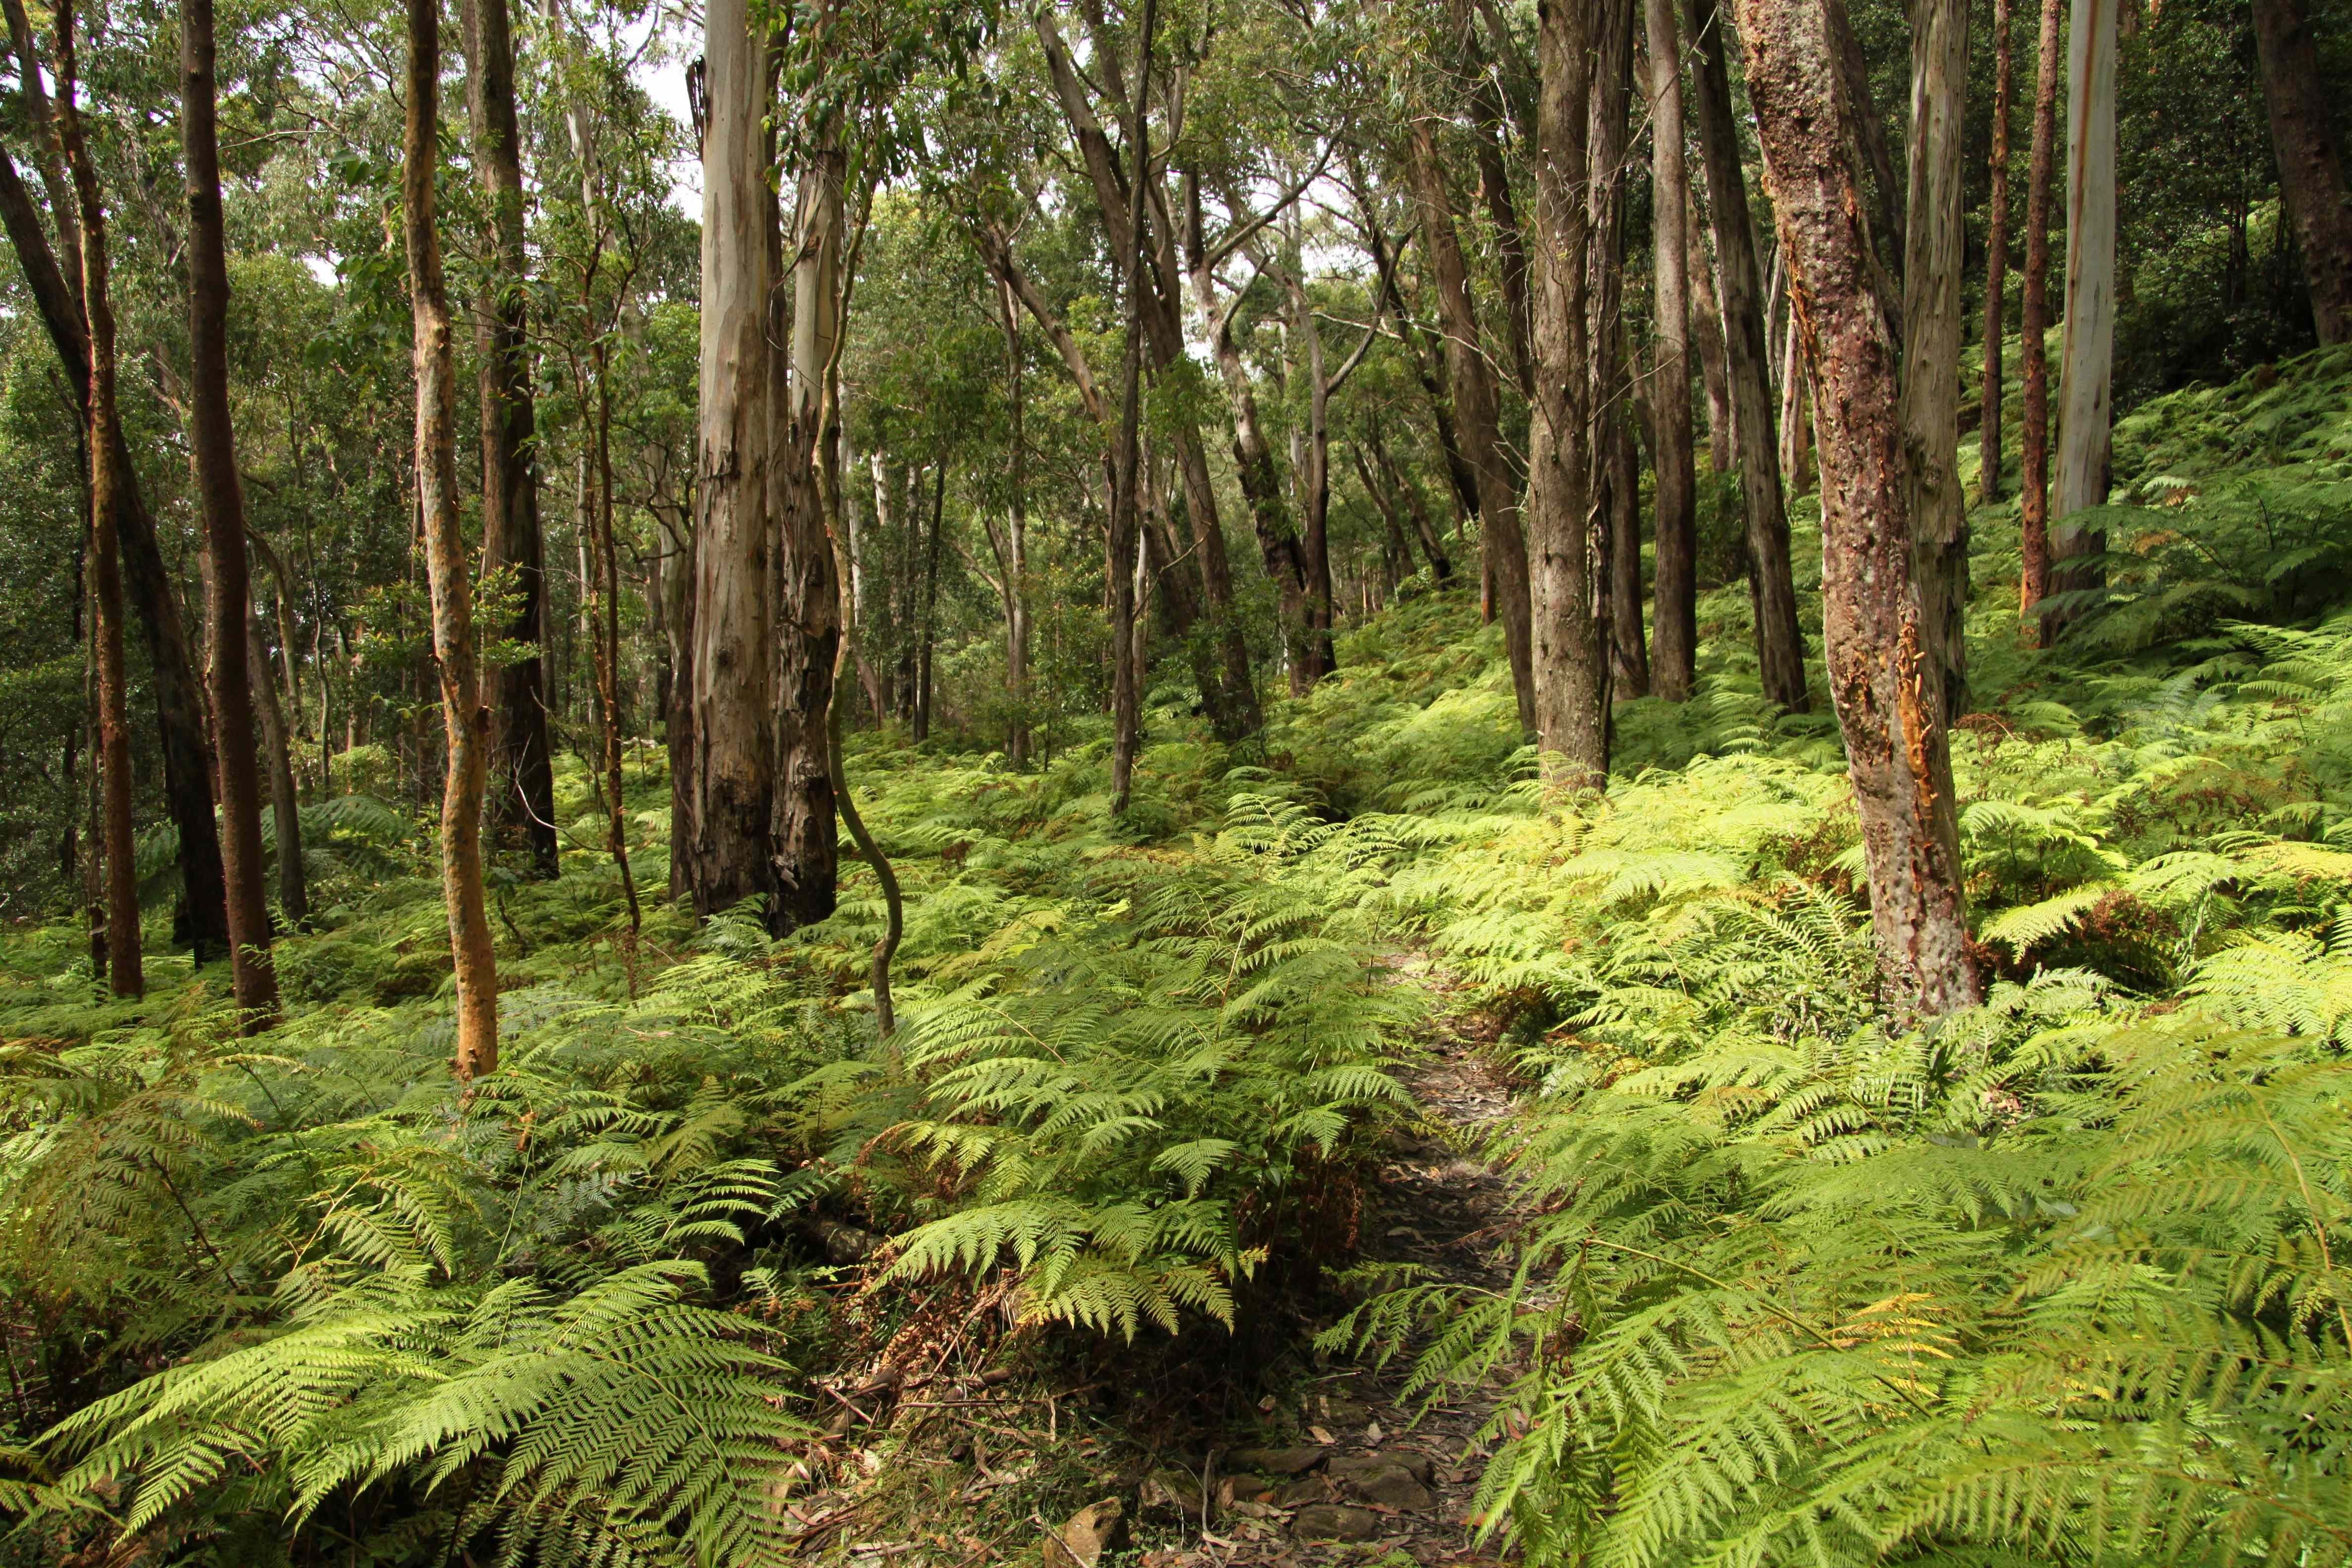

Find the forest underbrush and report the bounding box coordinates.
[4,347,2352,1565]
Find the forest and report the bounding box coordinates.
[0,0,2350,1559]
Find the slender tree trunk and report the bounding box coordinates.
[2253,0,2352,344]
[1646,0,1700,699]
[1411,119,1537,735]
[1109,0,1157,814]
[402,0,500,1078]
[1527,0,1603,784]
[463,0,556,878]
[2049,0,2116,632]
[1588,0,1638,713]
[1980,0,2015,502]
[1686,0,1810,710]
[1609,413,1650,695]
[1737,0,1979,1017]
[773,146,843,931]
[690,0,779,921]
[915,462,944,742]
[1690,219,1737,473]
[0,143,228,965]
[248,611,307,928]
[56,5,138,999]
[183,0,278,1027]
[1903,0,1973,725]
[56,6,138,1001]
[994,278,1031,765]
[2018,0,2060,627]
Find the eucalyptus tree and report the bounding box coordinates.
[403,0,500,1078]
[1682,0,1808,712]
[184,0,279,1025]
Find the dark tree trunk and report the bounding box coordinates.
[1645,0,1699,699]
[463,0,556,877]
[184,0,278,1027]
[1108,0,1157,813]
[1686,0,1810,711]
[249,610,307,928]
[1411,119,1537,736]
[56,10,139,997]
[2018,0,2060,631]
[0,142,228,965]
[1527,0,1603,784]
[2254,0,2352,344]
[1901,0,1973,725]
[1980,0,2014,504]
[1737,0,1979,1017]
[402,0,501,1076]
[772,148,843,933]
[1609,414,1650,696]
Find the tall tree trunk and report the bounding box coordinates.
[1686,0,1810,711]
[915,461,944,742]
[1690,219,1737,473]
[1980,0,2015,503]
[2018,0,2060,628]
[1902,0,1973,726]
[1109,0,1157,814]
[463,0,556,878]
[1033,13,1258,742]
[2254,0,2352,344]
[659,505,694,902]
[1609,413,1650,695]
[993,278,1031,765]
[1646,0,1700,700]
[402,0,500,1078]
[773,146,843,932]
[1410,119,1537,735]
[1588,0,1637,710]
[690,0,779,921]
[55,9,138,998]
[591,340,639,947]
[2049,0,2116,631]
[1527,0,1603,784]
[183,0,278,1028]
[0,143,228,965]
[249,610,307,928]
[1737,0,1979,1018]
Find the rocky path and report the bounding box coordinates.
[1127,978,1528,1568]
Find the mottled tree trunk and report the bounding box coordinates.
[2254,0,2352,344]
[1527,0,1603,784]
[55,10,138,997]
[463,0,556,878]
[1737,0,1979,1017]
[184,0,278,1027]
[2018,0,2061,628]
[690,0,780,921]
[1411,119,1537,736]
[402,0,501,1077]
[1902,0,1973,725]
[2049,0,2117,633]
[773,147,842,932]
[1686,0,1810,711]
[1646,0,1699,699]
[1980,0,2015,503]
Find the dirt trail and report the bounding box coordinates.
[1132,975,1527,1568]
